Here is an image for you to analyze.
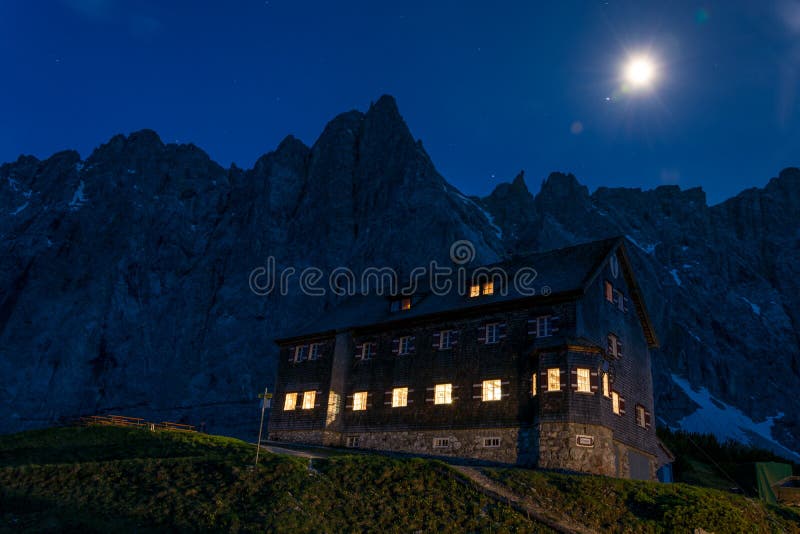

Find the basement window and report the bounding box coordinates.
[433,437,450,448]
[283,392,297,411]
[391,387,408,408]
[302,390,316,410]
[483,437,501,448]
[345,436,360,448]
[547,368,561,392]
[353,391,368,411]
[482,379,502,401]
[434,383,453,405]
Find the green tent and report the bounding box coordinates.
[755,462,792,505]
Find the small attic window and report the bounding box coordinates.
[390,297,412,312]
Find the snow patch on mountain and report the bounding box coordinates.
[671,374,799,461]
[739,297,761,316]
[69,180,88,210]
[669,269,682,286]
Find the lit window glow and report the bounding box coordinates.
[392,387,408,408]
[482,379,502,401]
[284,392,297,411]
[353,391,368,411]
[576,368,591,393]
[547,368,561,392]
[434,383,452,405]
[302,390,316,410]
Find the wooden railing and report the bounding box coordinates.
[77,414,196,432]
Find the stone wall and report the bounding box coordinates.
[537,421,618,477]
[271,426,538,465]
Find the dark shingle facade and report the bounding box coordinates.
[268,237,669,479]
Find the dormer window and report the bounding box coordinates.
[469,281,495,298]
[293,345,308,362]
[390,297,412,312]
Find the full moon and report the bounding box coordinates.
[624,55,656,88]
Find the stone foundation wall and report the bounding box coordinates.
[538,422,618,477]
[271,426,537,464]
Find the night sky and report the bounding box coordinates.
[2,1,799,204]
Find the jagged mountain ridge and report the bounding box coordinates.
[1,95,798,458]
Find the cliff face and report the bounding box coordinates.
[1,96,798,458]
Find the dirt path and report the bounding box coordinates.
[451,466,598,534]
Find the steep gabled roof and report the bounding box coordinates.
[276,236,658,347]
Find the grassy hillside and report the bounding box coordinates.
[0,426,798,533]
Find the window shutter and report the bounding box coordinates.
[570,367,578,391]
[590,370,599,392]
[550,316,560,334]
[451,330,459,346]
[607,336,614,354]
[354,343,363,359]
[617,339,623,358]
[527,319,535,336]
[560,369,567,391]
[623,296,629,312]
[391,339,399,355]
[477,325,486,343]
[539,369,548,391]
[499,323,507,339]
[619,397,626,415]
[645,410,652,428]
[432,332,441,348]
[409,336,416,352]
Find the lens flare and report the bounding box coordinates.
[624,55,656,88]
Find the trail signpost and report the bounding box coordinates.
[255,387,273,467]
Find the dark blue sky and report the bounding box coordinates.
[2,1,798,204]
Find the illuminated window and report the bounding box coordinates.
[469,284,480,297]
[308,343,321,360]
[604,281,614,302]
[390,297,413,312]
[438,330,454,349]
[485,323,499,344]
[283,392,297,411]
[359,342,376,360]
[531,373,537,396]
[398,336,412,355]
[302,390,316,410]
[294,345,308,362]
[612,391,621,415]
[401,297,411,310]
[482,379,502,401]
[434,383,452,405]
[392,387,408,408]
[547,368,561,392]
[352,391,368,411]
[482,281,494,295]
[636,405,646,428]
[602,373,610,397]
[576,368,591,393]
